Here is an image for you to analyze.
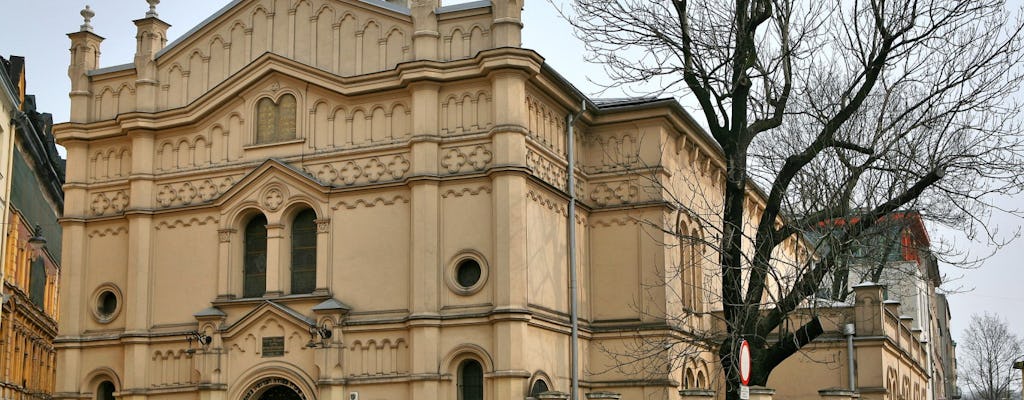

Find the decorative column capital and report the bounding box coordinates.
[217,228,236,243]
[314,218,331,233]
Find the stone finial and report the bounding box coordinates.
[145,0,159,18]
[80,5,95,32]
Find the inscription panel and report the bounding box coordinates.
[262,336,284,357]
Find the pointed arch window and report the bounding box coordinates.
[529,380,549,397]
[243,214,268,298]
[459,359,484,400]
[291,209,317,294]
[255,94,297,144]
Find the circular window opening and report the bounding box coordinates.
[456,259,482,288]
[446,252,489,296]
[98,291,118,317]
[91,284,122,323]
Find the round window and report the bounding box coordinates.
[456,259,482,288]
[446,252,488,295]
[98,291,118,316]
[90,284,122,323]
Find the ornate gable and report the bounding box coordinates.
[153,0,415,111]
[216,159,330,223]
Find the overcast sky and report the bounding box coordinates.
[1,1,1022,347]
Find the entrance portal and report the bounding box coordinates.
[241,378,308,400]
[260,385,302,400]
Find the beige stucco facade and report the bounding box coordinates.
[768,285,933,400]
[51,1,753,400]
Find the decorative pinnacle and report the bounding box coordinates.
[80,5,95,32]
[145,0,159,18]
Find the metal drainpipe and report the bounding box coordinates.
[844,323,857,391]
[567,99,585,400]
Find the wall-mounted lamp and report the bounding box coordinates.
[306,323,333,348]
[27,225,47,251]
[186,331,213,353]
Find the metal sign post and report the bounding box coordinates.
[739,339,752,400]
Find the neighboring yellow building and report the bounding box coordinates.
[52,1,759,400]
[769,284,933,400]
[768,213,956,400]
[0,55,65,400]
[0,55,21,334]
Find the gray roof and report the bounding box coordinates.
[591,96,662,108]
[436,0,490,14]
[193,306,227,317]
[86,63,134,76]
[312,298,352,312]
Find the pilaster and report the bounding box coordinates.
[265,223,284,296]
[62,140,89,218]
[216,229,236,299]
[408,81,441,400]
[314,218,331,293]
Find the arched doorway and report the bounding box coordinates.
[259,385,302,400]
[241,378,307,400]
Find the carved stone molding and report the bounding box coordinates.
[155,175,238,208]
[589,181,639,207]
[314,218,331,233]
[90,189,129,216]
[309,153,410,187]
[440,144,493,174]
[217,228,236,242]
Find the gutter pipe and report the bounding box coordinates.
[844,323,857,391]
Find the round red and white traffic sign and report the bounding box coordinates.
[739,339,751,386]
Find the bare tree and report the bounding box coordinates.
[960,312,1023,400]
[563,0,1024,398]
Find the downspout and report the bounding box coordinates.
[567,99,585,400]
[844,323,857,391]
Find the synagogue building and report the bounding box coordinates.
[53,1,778,400]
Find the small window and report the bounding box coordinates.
[290,209,317,294]
[456,259,481,288]
[256,94,297,144]
[98,291,117,316]
[447,253,488,296]
[244,215,268,298]
[529,380,549,397]
[91,285,122,323]
[97,381,115,400]
[459,360,484,400]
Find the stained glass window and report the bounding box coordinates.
[244,214,268,298]
[290,209,317,294]
[255,94,297,144]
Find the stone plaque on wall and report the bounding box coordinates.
[262,336,284,357]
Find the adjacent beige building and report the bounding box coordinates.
[768,213,957,400]
[52,1,751,400]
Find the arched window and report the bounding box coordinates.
[291,209,317,294]
[243,215,268,298]
[97,381,115,400]
[529,379,549,397]
[256,94,297,144]
[458,359,484,400]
